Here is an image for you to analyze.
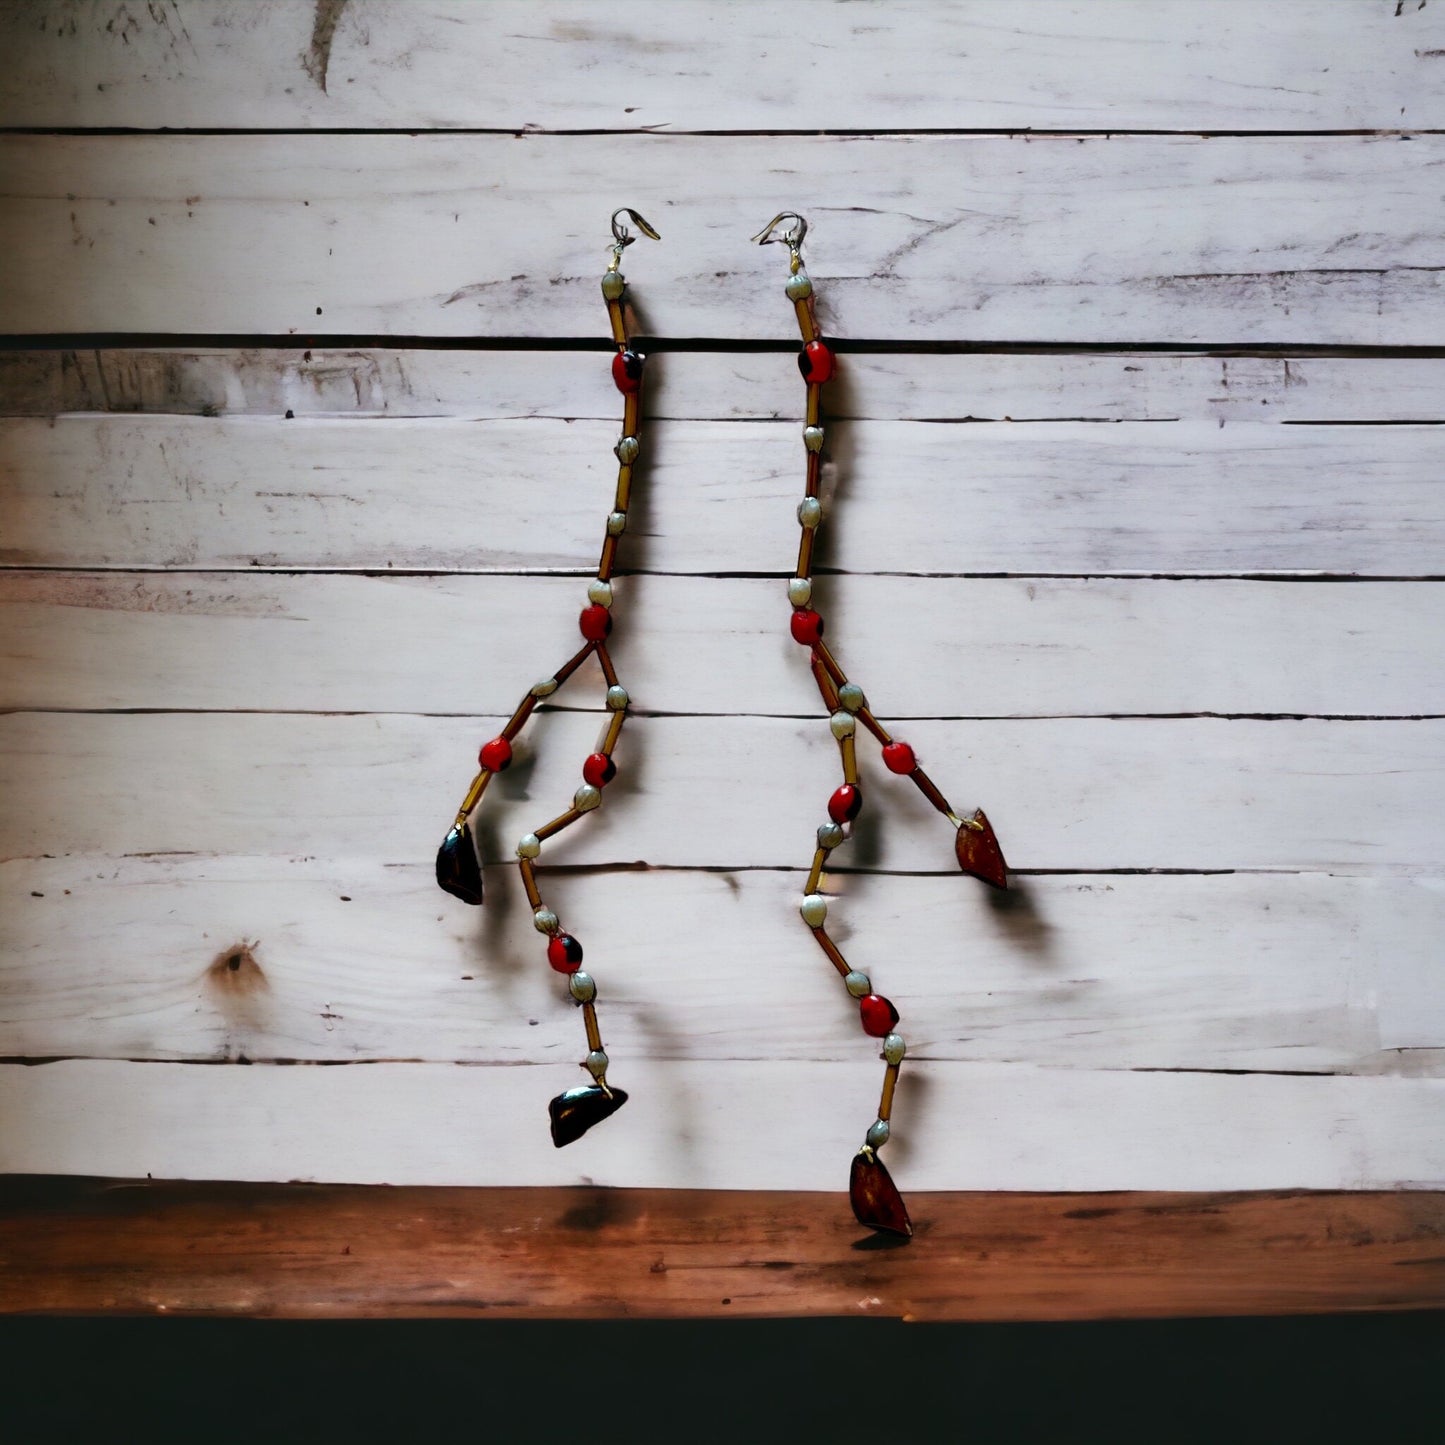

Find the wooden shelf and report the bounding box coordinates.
[3,1178,1441,1321]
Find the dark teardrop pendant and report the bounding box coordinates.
[436,823,485,905]
[849,1147,913,1238]
[548,1085,629,1148]
[955,808,1008,890]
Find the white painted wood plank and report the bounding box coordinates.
[0,1,1435,132]
[3,857,1438,1073]
[1,712,1438,871]
[2,1058,1439,1191]
[6,349,1443,424]
[5,417,1439,575]
[3,572,1440,718]
[4,134,1440,342]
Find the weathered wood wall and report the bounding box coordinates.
[1,1,1442,1211]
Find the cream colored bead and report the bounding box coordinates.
[799,893,828,927]
[532,677,559,698]
[607,510,627,537]
[516,833,541,860]
[882,1033,907,1065]
[601,271,625,301]
[787,577,813,608]
[803,425,825,453]
[574,783,602,813]
[829,711,856,740]
[797,496,822,529]
[606,684,630,711]
[837,682,865,713]
[866,1119,891,1150]
[587,579,614,608]
[614,435,640,465]
[533,908,559,935]
[569,972,597,1003]
[585,1049,609,1080]
[844,970,871,998]
[786,272,813,300]
[817,822,844,850]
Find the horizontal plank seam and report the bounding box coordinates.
[5,336,1445,359]
[1,127,1440,140]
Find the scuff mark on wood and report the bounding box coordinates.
[301,0,348,94]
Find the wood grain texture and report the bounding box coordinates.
[3,1177,1442,1321]
[6,349,1444,423]
[3,711,1442,871]
[3,133,1441,341]
[6,416,1441,575]
[2,857,1439,1071]
[0,0,1435,132]
[1,1060,1440,1190]
[4,573,1441,717]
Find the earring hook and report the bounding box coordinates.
[611,208,662,248]
[750,211,809,249]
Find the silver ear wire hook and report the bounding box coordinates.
[609,208,661,266]
[750,211,809,249]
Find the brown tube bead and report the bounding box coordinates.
[602,708,626,754]
[879,1062,900,1122]
[794,296,816,343]
[911,767,954,817]
[805,847,827,896]
[795,528,816,579]
[607,301,627,347]
[554,642,596,689]
[811,927,851,978]
[805,450,821,499]
[814,640,847,687]
[582,1001,603,1052]
[595,643,619,688]
[613,465,634,514]
[534,807,583,842]
[456,768,490,821]
[841,732,858,785]
[518,858,542,909]
[810,653,840,710]
[598,534,619,581]
[623,394,640,436]
[501,693,538,742]
[806,387,821,427]
[857,707,893,746]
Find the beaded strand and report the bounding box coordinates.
[761,213,1010,1239]
[436,210,659,1148]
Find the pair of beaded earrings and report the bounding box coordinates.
[436,208,1009,1241]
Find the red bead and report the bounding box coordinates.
[882,741,916,774]
[798,340,836,385]
[828,783,862,824]
[579,604,613,641]
[582,752,616,788]
[479,736,512,772]
[547,934,584,974]
[859,994,899,1038]
[789,608,825,645]
[612,349,644,393]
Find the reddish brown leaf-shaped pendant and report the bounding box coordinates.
[955,808,1008,889]
[849,1147,913,1238]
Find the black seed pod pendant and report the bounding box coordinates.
[435,823,484,905]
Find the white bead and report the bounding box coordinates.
[606,685,630,711]
[803,425,825,453]
[607,510,627,536]
[817,822,844,850]
[516,833,541,860]
[585,1049,609,1079]
[797,496,822,529]
[844,970,871,998]
[787,577,813,608]
[533,908,559,935]
[786,272,813,300]
[866,1119,891,1150]
[601,271,625,301]
[837,682,865,713]
[882,1033,907,1065]
[587,579,613,608]
[574,783,602,813]
[569,972,597,1003]
[614,435,640,465]
[799,893,828,927]
[829,711,856,740]
[532,677,559,698]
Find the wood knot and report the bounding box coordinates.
[207,941,268,994]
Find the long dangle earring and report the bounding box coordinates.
[752,212,1009,1239]
[435,207,661,1148]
